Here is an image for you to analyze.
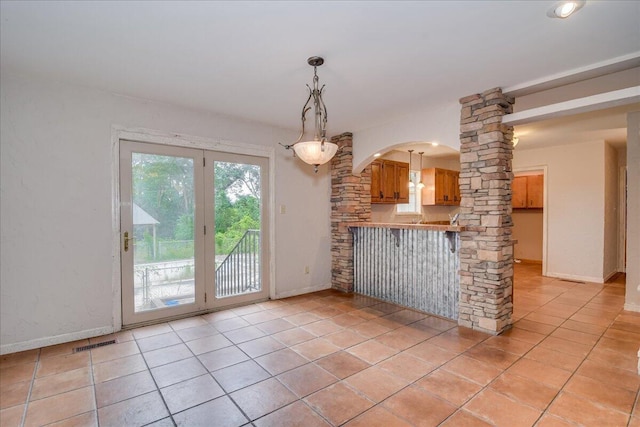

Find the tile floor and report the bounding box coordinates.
[1,263,639,426]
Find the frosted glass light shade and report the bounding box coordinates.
[293,140,338,166]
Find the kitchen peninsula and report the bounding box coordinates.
[349,222,464,320]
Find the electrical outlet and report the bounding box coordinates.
[304,265,310,274]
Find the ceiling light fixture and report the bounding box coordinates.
[280,56,337,173]
[417,152,425,189]
[547,1,585,19]
[408,150,415,188]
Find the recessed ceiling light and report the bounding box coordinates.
[373,152,382,157]
[547,1,585,19]
[431,142,439,147]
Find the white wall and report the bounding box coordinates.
[352,102,461,173]
[625,112,640,311]
[513,141,607,282]
[603,143,619,280]
[0,72,332,353]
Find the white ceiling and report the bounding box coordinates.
[1,1,639,144]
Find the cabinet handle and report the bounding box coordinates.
[380,191,383,199]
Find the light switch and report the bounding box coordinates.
[279,205,286,214]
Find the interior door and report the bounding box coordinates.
[120,141,205,325]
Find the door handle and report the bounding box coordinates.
[124,231,135,252]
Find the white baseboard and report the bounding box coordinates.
[603,270,618,283]
[546,271,605,284]
[624,302,640,312]
[0,326,116,356]
[274,283,332,299]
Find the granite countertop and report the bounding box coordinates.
[349,222,465,232]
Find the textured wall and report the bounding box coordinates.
[330,133,371,292]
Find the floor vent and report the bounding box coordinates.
[560,279,585,284]
[74,339,116,353]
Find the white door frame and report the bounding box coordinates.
[111,126,276,330]
[513,165,548,276]
[619,165,627,273]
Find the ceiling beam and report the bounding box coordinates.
[502,87,640,126]
[503,52,640,98]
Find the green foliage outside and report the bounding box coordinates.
[132,154,260,263]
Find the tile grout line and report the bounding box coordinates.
[167,315,260,425]
[437,274,618,426]
[525,280,628,425]
[19,349,40,427]
[133,325,178,427]
[89,345,100,427]
[629,386,640,427]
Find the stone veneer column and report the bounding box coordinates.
[458,88,515,334]
[330,132,371,292]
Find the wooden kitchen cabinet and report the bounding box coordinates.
[512,174,543,208]
[421,168,460,206]
[527,175,543,208]
[512,176,528,208]
[370,160,409,204]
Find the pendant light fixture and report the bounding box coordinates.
[417,152,425,189]
[280,56,338,173]
[408,149,415,188]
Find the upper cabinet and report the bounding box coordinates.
[512,174,543,209]
[370,160,409,204]
[421,168,460,206]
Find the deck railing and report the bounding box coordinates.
[215,229,261,297]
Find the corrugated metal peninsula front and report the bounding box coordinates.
[351,225,460,320]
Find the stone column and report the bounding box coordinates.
[330,132,371,292]
[458,88,515,334]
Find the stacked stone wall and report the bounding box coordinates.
[330,133,371,292]
[458,88,515,334]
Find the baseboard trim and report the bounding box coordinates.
[602,270,618,283]
[546,271,605,284]
[518,259,543,265]
[0,326,116,356]
[624,302,640,312]
[274,283,332,299]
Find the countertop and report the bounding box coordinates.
[349,222,465,232]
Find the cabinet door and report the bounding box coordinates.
[435,169,447,204]
[527,175,544,208]
[512,176,528,208]
[450,171,460,205]
[421,168,436,205]
[370,161,383,203]
[396,163,410,203]
[381,162,397,202]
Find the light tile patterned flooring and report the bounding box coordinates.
[1,263,639,426]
